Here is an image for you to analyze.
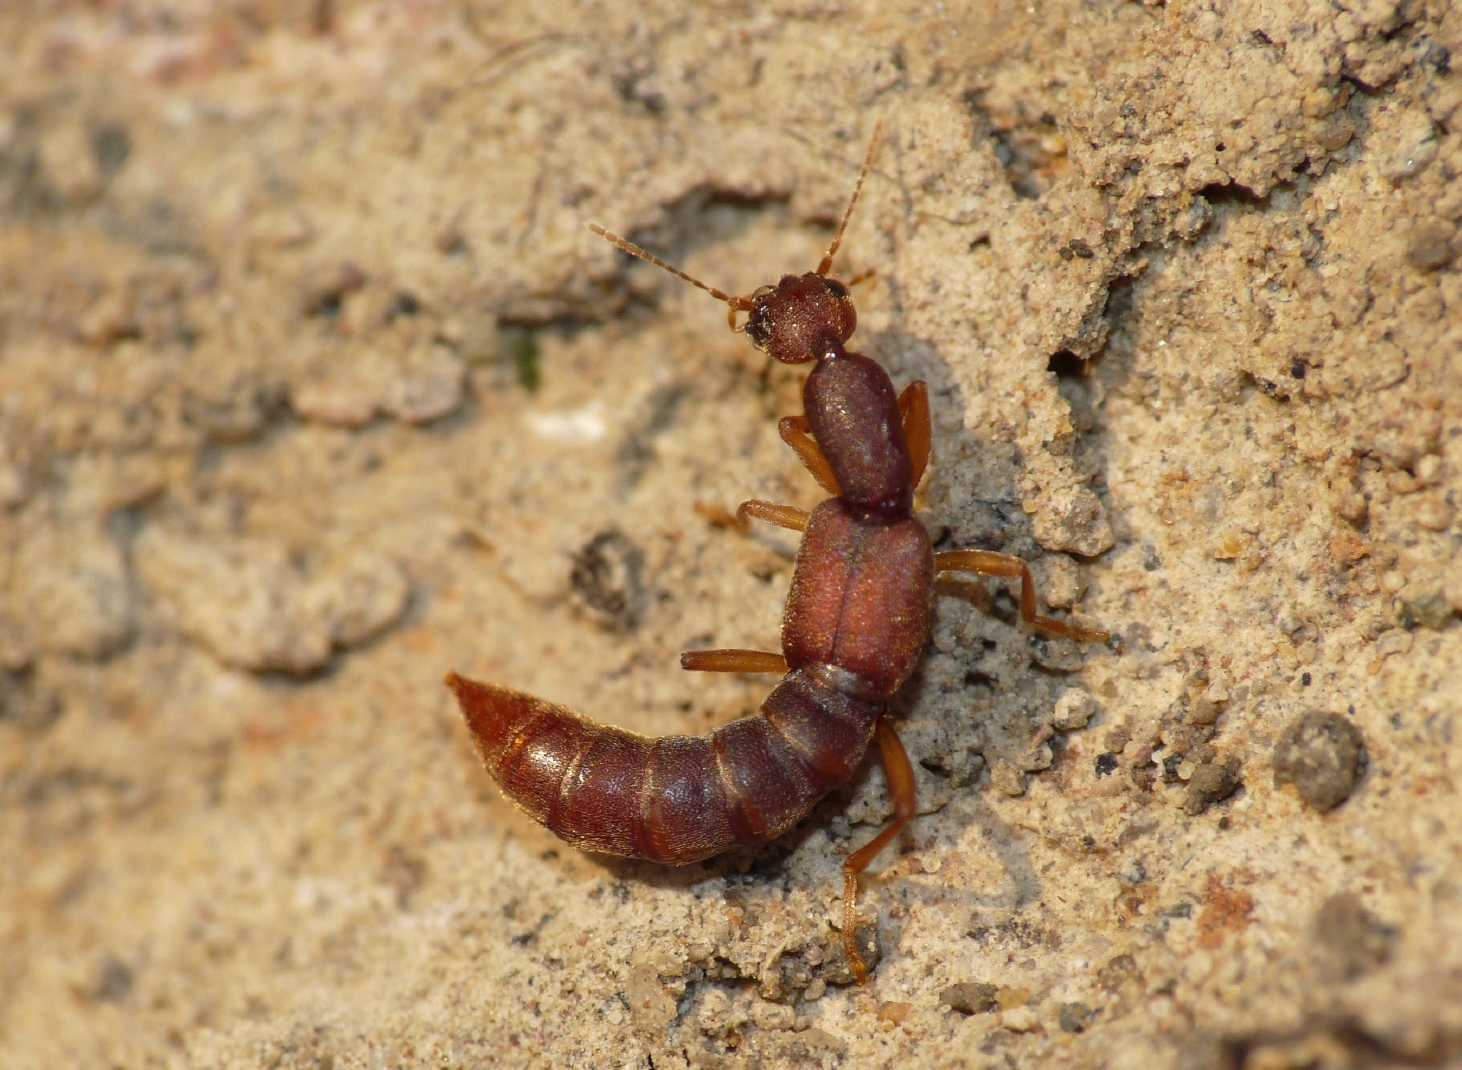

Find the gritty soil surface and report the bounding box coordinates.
[2,3,1460,1069]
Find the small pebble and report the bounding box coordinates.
[290,377,379,427]
[1272,711,1366,811]
[876,1001,912,1027]
[1059,1001,1095,1033]
[1184,759,1241,815]
[77,288,139,347]
[1397,582,1453,630]
[17,534,135,659]
[1373,629,1413,659]
[1052,688,1097,731]
[1414,454,1442,485]
[1311,893,1398,981]
[940,982,998,1015]
[990,760,1028,797]
[385,344,465,424]
[1000,1006,1039,1032]
[751,1000,796,1031]
[996,986,1030,1010]
[824,926,880,985]
[311,550,411,648]
[1035,555,1080,608]
[1405,221,1456,271]
[1413,494,1454,532]
[1030,486,1114,557]
[1018,737,1055,773]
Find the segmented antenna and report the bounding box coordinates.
[590,119,884,314]
[587,223,755,311]
[816,119,884,277]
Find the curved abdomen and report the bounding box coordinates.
[447,668,880,865]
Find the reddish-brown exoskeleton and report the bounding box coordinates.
[447,126,1109,982]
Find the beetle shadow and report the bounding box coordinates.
[585,786,848,898]
[574,741,1043,938]
[882,654,1046,916]
[854,324,1105,914]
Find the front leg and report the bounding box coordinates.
[778,415,841,495]
[897,381,930,489]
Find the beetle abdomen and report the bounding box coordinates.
[447,668,880,866]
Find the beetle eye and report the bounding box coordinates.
[746,309,772,349]
[823,278,849,299]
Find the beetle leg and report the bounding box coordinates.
[935,549,1109,643]
[694,499,810,534]
[842,717,916,984]
[897,381,931,490]
[679,649,788,674]
[738,499,810,532]
[779,416,841,496]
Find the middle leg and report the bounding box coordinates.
[694,498,810,534]
[935,549,1109,643]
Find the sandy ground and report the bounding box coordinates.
[2,2,1460,1068]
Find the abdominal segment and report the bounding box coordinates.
[447,668,880,865]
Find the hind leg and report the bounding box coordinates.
[842,718,917,984]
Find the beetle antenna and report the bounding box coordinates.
[588,223,754,310]
[817,120,884,277]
